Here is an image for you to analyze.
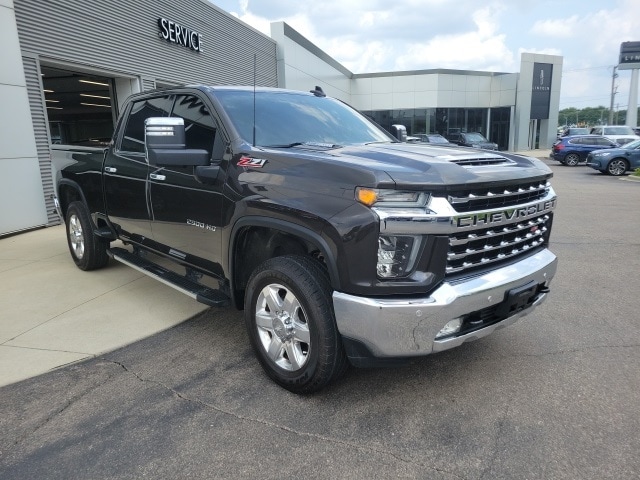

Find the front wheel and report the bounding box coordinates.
[564,153,580,166]
[65,201,109,271]
[244,255,348,393]
[606,158,628,176]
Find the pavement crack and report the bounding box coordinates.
[108,359,466,479]
[479,403,510,480]
[8,374,114,450]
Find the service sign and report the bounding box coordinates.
[618,41,640,70]
[158,18,202,52]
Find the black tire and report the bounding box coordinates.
[606,158,628,176]
[244,255,348,393]
[65,201,109,271]
[564,153,580,166]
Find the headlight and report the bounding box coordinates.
[594,152,612,157]
[377,235,422,278]
[355,188,430,207]
[356,188,430,279]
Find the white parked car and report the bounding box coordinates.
[589,125,640,145]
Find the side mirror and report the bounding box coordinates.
[390,124,407,142]
[144,117,209,167]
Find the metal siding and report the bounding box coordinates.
[22,56,59,226]
[14,0,278,87]
[142,78,156,91]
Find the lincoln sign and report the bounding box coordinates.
[618,41,640,70]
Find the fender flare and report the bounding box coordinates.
[229,215,341,291]
[56,179,89,216]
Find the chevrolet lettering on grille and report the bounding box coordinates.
[456,199,556,228]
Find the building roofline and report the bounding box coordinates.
[279,22,353,78]
[353,69,512,79]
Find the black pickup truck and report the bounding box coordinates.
[55,85,558,393]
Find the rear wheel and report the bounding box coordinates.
[564,153,580,166]
[606,158,628,176]
[244,255,348,393]
[65,201,109,271]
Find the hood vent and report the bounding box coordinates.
[450,157,515,167]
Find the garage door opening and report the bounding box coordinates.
[42,66,116,147]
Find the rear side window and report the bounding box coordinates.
[120,96,173,153]
[568,138,584,145]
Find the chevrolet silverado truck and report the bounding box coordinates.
[55,85,558,393]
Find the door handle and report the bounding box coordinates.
[104,166,117,173]
[149,173,166,181]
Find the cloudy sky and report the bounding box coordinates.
[210,0,640,112]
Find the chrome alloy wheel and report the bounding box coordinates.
[68,213,85,260]
[607,159,627,176]
[254,283,311,371]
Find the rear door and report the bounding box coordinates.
[104,95,173,243]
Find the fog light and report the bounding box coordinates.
[376,235,421,279]
[435,317,463,339]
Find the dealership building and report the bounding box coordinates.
[1,0,562,235]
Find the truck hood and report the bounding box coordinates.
[323,142,551,188]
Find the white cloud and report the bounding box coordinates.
[211,0,640,108]
[394,6,514,72]
[530,16,579,38]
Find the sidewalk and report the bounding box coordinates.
[0,225,208,387]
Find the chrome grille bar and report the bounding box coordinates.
[446,236,547,274]
[447,227,547,261]
[448,181,550,206]
[449,215,550,247]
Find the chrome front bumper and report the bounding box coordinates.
[333,248,557,358]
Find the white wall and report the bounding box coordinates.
[514,53,563,150]
[270,22,351,101]
[0,0,48,235]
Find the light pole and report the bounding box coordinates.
[609,66,618,125]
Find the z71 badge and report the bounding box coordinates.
[237,156,267,168]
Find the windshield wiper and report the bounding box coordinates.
[263,142,342,149]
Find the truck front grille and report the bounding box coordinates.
[373,179,556,278]
[447,180,550,213]
[446,214,552,274]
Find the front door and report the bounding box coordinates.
[148,93,228,277]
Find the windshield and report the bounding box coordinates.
[465,132,488,142]
[428,135,449,143]
[215,90,393,147]
[604,126,634,135]
[623,139,640,149]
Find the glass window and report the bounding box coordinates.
[595,137,613,146]
[120,96,173,153]
[171,95,216,156]
[216,90,392,147]
[42,66,115,146]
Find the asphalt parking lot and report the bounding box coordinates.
[1,158,639,479]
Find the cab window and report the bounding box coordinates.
[120,96,173,153]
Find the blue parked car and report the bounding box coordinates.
[586,139,640,176]
[550,135,618,166]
